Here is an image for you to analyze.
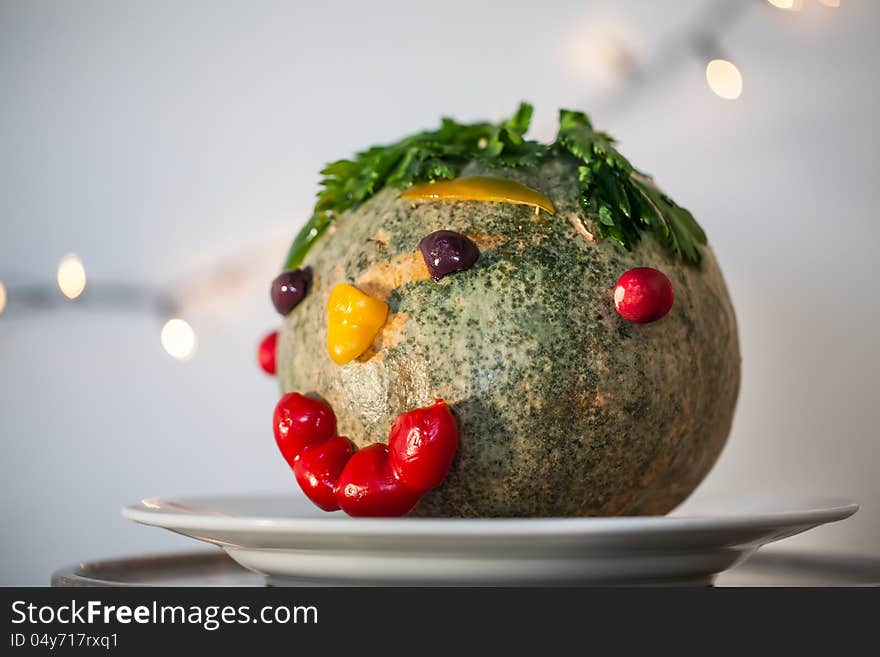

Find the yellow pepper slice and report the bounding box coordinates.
[400,176,555,214]
[326,283,389,365]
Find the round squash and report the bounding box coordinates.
[277,154,740,517]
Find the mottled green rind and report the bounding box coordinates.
[278,154,740,517]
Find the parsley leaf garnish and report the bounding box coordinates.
[284,104,706,269]
[554,109,706,264]
[284,103,543,268]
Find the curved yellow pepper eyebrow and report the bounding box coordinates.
[400,176,555,215]
[326,283,389,365]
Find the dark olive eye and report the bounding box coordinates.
[271,267,312,315]
[418,231,480,281]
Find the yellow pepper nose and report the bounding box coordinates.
[326,283,389,365]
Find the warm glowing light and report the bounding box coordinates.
[565,21,637,88]
[0,281,7,315]
[706,59,743,100]
[56,253,87,299]
[161,318,197,361]
[767,0,802,9]
[818,0,839,7]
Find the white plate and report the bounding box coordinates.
[122,494,858,586]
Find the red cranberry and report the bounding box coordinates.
[294,436,355,511]
[613,267,674,323]
[271,267,312,315]
[257,331,278,375]
[335,444,421,517]
[388,399,458,493]
[418,230,480,281]
[273,393,337,469]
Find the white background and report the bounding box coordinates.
[1,0,878,584]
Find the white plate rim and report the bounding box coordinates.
[121,494,859,538]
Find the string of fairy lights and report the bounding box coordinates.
[0,0,840,360]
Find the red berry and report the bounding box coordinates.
[273,393,337,469]
[294,436,354,511]
[335,444,421,517]
[258,331,278,375]
[613,267,674,324]
[388,399,458,493]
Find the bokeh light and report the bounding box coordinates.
[767,0,802,10]
[160,318,197,361]
[56,254,87,299]
[0,281,7,315]
[706,59,743,100]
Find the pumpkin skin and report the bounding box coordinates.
[277,155,740,517]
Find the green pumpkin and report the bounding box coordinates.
[278,153,739,517]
